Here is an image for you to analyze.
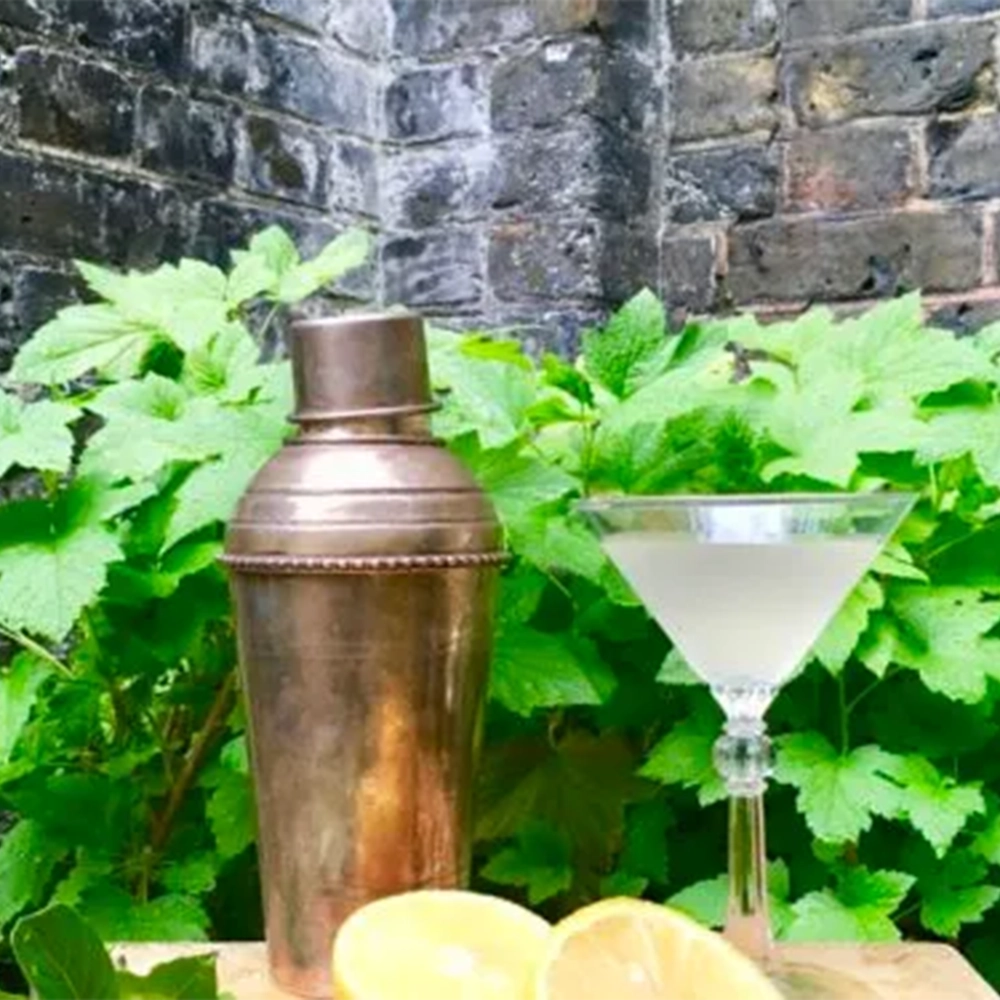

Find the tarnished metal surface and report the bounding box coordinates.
[223,313,502,997]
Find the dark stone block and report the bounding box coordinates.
[488,306,602,359]
[785,123,914,212]
[784,23,994,128]
[386,64,487,141]
[672,55,778,141]
[191,12,377,133]
[16,48,135,157]
[601,223,659,302]
[98,176,188,269]
[249,0,327,32]
[0,152,104,259]
[328,138,378,218]
[661,236,718,314]
[785,0,909,41]
[55,0,186,77]
[929,115,1000,200]
[489,220,603,302]
[928,293,1000,336]
[237,114,328,207]
[668,143,778,223]
[929,0,1000,14]
[492,39,601,132]
[0,0,46,31]
[727,210,983,304]
[383,230,484,307]
[384,144,495,229]
[138,87,235,185]
[494,126,652,221]
[14,263,81,336]
[670,0,777,55]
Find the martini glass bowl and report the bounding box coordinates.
[577,492,916,1000]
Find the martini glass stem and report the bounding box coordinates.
[713,698,775,964]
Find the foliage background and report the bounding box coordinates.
[2,230,1000,989]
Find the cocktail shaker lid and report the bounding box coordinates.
[290,311,433,421]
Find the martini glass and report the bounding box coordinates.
[577,492,915,1000]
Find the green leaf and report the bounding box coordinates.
[0,393,78,478]
[497,564,549,626]
[619,799,670,885]
[480,821,573,905]
[180,323,261,400]
[10,304,157,385]
[878,754,984,855]
[117,955,218,1000]
[78,885,210,942]
[51,853,114,908]
[0,653,51,767]
[0,821,70,927]
[888,585,1000,703]
[227,226,301,304]
[0,494,122,642]
[638,700,726,806]
[514,511,606,584]
[159,853,219,897]
[583,289,665,398]
[12,904,119,1000]
[786,868,914,942]
[490,624,616,716]
[277,229,371,303]
[541,353,594,406]
[203,767,256,860]
[773,733,903,843]
[919,405,1000,488]
[655,648,701,686]
[918,851,1000,938]
[811,576,883,674]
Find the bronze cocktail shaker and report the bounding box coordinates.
[222,313,504,998]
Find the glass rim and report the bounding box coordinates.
[575,490,919,514]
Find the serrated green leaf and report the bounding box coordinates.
[774,733,903,843]
[619,799,670,884]
[480,821,573,905]
[811,576,883,674]
[0,821,70,927]
[160,853,219,896]
[583,289,665,398]
[786,868,914,942]
[79,885,210,942]
[655,648,703,687]
[10,304,157,385]
[490,624,616,716]
[51,853,115,909]
[918,851,1000,937]
[203,768,255,860]
[117,955,218,1000]
[919,405,1000,488]
[0,393,78,478]
[599,872,648,897]
[12,903,119,1000]
[497,564,549,626]
[878,754,984,855]
[181,323,261,400]
[0,653,51,767]
[638,700,726,806]
[541,353,594,406]
[227,226,300,304]
[515,511,606,583]
[888,584,1000,703]
[277,229,370,303]
[460,335,532,370]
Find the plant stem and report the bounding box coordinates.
[257,302,282,345]
[150,669,237,855]
[838,672,849,755]
[0,625,73,679]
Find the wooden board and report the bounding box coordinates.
[111,941,999,999]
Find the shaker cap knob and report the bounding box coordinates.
[289,312,433,421]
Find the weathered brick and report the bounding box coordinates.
[927,292,1000,335]
[386,64,487,141]
[191,13,377,133]
[492,39,602,132]
[784,23,994,129]
[670,0,777,55]
[489,306,601,359]
[328,0,389,57]
[672,55,778,142]
[727,210,983,303]
[16,48,134,157]
[785,0,908,41]
[137,87,235,185]
[0,0,45,31]
[391,0,534,55]
[929,116,1000,200]
[0,152,102,259]
[249,0,327,32]
[383,230,484,307]
[494,126,651,220]
[668,143,778,223]
[328,139,378,218]
[490,220,603,301]
[13,263,80,335]
[55,0,186,77]
[929,0,1000,15]
[785,124,913,213]
[383,144,495,229]
[237,114,327,207]
[602,223,660,302]
[662,236,719,314]
[98,176,187,268]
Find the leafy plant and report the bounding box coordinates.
[4,229,1000,992]
[0,225,368,981]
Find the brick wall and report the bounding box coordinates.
[666,0,1000,332]
[0,0,378,367]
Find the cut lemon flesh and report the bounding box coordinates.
[535,898,783,1000]
[332,889,551,1000]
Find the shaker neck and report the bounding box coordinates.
[292,403,438,443]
